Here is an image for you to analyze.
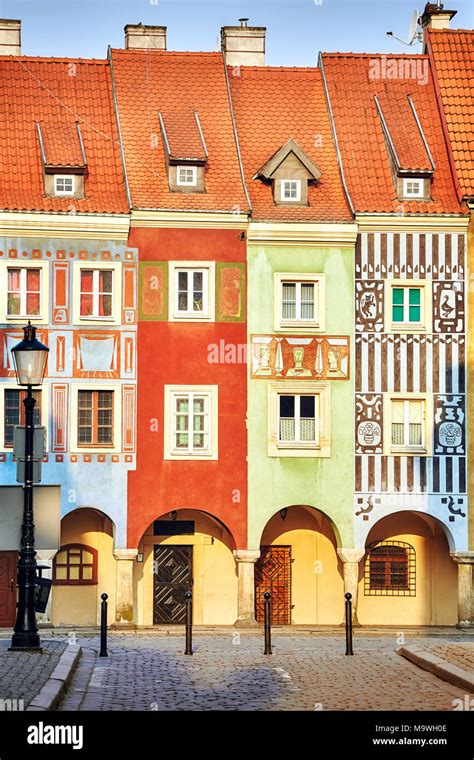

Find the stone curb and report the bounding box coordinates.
[397,645,474,693]
[25,645,81,711]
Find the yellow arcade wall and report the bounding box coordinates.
[51,508,117,627]
[261,506,345,624]
[357,513,457,626]
[134,510,238,625]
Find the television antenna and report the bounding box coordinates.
[386,8,423,46]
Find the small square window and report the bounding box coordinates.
[54,175,75,196]
[390,398,426,452]
[392,286,422,325]
[268,382,330,458]
[385,280,430,333]
[169,262,215,321]
[177,166,197,186]
[164,385,218,460]
[402,178,423,198]
[274,273,324,331]
[281,180,301,202]
[279,394,318,446]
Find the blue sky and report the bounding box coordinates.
[1,0,473,63]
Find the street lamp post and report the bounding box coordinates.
[9,321,49,651]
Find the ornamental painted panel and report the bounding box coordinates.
[122,264,137,325]
[216,262,246,322]
[355,281,384,332]
[355,394,383,454]
[122,385,136,452]
[51,383,68,453]
[356,232,465,280]
[434,394,465,455]
[52,261,70,324]
[138,261,168,321]
[250,335,350,380]
[73,331,120,378]
[433,281,464,334]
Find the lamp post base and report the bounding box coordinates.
[9,631,41,651]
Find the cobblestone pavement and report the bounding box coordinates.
[0,639,66,707]
[429,642,474,673]
[57,631,470,711]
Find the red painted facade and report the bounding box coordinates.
[127,227,248,550]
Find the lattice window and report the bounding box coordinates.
[364,541,416,596]
[53,544,98,585]
[4,389,41,447]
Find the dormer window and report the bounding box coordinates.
[159,111,208,194]
[254,139,322,208]
[37,121,87,200]
[177,166,197,187]
[54,175,75,196]
[374,95,433,203]
[402,178,424,199]
[281,180,301,202]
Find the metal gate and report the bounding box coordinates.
[255,545,291,625]
[153,545,193,624]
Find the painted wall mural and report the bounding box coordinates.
[250,335,350,380]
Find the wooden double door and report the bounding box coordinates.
[0,552,17,627]
[153,545,193,624]
[255,545,291,625]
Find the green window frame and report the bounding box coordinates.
[392,286,422,325]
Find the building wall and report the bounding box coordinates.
[353,227,468,553]
[247,241,355,550]
[51,507,117,626]
[127,226,248,550]
[134,509,238,625]
[0,237,138,550]
[357,512,457,625]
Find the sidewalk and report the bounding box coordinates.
[0,638,80,710]
[397,641,474,693]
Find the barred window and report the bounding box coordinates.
[365,541,416,596]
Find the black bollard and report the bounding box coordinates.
[184,590,193,655]
[345,592,354,655]
[99,593,108,657]
[263,591,272,655]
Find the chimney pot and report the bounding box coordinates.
[0,19,21,56]
[420,2,457,31]
[124,23,167,50]
[221,20,266,66]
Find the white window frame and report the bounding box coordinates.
[268,381,330,458]
[54,175,75,196]
[384,279,431,334]
[281,179,301,202]
[70,384,122,454]
[168,261,215,322]
[402,178,423,198]
[0,260,49,324]
[277,393,319,448]
[274,272,325,331]
[176,166,197,187]
[0,383,49,452]
[383,393,432,457]
[164,385,218,460]
[72,261,122,326]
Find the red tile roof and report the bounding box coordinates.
[228,66,352,222]
[0,56,129,214]
[110,50,249,212]
[426,28,474,198]
[321,53,465,215]
[38,121,85,168]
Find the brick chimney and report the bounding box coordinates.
[124,23,167,50]
[0,19,21,56]
[221,18,266,66]
[420,3,457,31]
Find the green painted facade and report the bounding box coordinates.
[247,242,355,549]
